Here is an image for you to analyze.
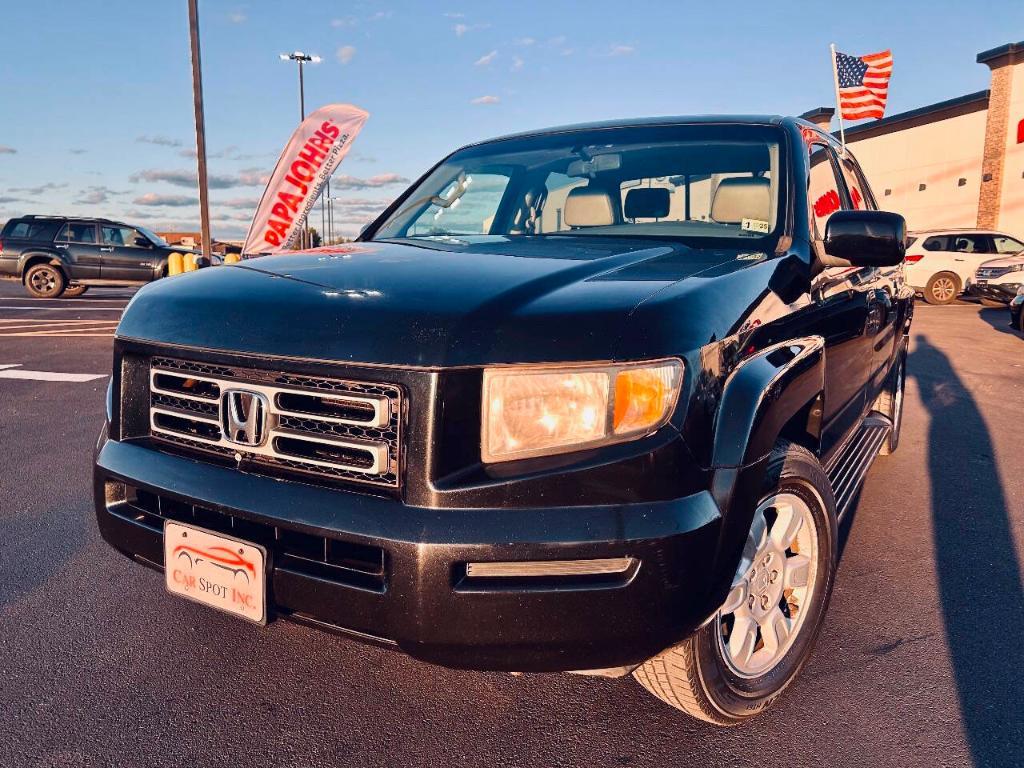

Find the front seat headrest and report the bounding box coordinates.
[624,187,671,219]
[710,177,771,224]
[564,187,615,227]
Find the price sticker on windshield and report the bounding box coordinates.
[741,218,771,234]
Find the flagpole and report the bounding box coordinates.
[830,43,846,152]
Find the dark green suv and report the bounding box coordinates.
[0,215,183,298]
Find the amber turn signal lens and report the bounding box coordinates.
[613,363,682,435]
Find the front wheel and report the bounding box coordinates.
[63,284,88,297]
[24,263,67,298]
[633,442,838,725]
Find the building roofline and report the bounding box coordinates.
[839,90,990,143]
[977,40,1024,65]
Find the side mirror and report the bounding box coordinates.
[134,237,153,248]
[823,210,906,267]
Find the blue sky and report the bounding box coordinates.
[1,0,1022,240]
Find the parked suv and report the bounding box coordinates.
[0,215,183,298]
[904,228,1024,304]
[94,116,912,725]
[967,251,1024,305]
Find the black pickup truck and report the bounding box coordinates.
[93,116,912,725]
[0,215,182,297]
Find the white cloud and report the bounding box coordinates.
[443,11,464,18]
[607,44,635,57]
[474,50,498,67]
[454,23,469,36]
[0,146,16,155]
[511,55,524,72]
[368,10,392,20]
[332,173,411,189]
[228,9,246,23]
[515,37,535,46]
[133,193,199,207]
[470,95,500,105]
[137,135,183,148]
[336,45,357,65]
[331,16,357,27]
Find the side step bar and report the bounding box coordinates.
[824,414,892,520]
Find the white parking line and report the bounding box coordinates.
[0,364,106,382]
[0,319,119,337]
[0,306,125,312]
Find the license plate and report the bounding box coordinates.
[164,521,268,624]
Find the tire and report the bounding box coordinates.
[979,298,1005,308]
[923,272,959,305]
[63,284,88,297]
[875,349,906,455]
[23,263,67,298]
[633,442,838,725]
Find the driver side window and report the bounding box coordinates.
[101,225,145,248]
[807,144,848,239]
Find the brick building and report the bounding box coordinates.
[802,40,1024,237]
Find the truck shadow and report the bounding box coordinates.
[908,334,1024,767]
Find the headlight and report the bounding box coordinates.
[1008,263,1024,273]
[482,360,683,462]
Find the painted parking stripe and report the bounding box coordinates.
[0,306,126,312]
[0,365,106,382]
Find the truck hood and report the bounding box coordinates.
[116,236,751,367]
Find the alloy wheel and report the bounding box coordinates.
[30,268,56,294]
[931,277,956,303]
[716,493,820,679]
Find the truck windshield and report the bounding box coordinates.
[371,124,783,243]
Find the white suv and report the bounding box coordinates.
[904,229,1024,304]
[968,252,1024,305]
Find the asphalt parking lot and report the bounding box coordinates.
[1,279,1022,768]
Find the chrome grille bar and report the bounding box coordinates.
[148,362,399,483]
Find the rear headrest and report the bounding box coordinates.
[564,187,615,227]
[624,187,671,219]
[710,177,771,225]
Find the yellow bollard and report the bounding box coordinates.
[183,253,198,272]
[224,253,241,264]
[166,252,184,276]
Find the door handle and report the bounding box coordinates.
[55,243,68,249]
[100,247,114,252]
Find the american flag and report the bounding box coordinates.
[834,49,893,120]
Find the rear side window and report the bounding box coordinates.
[922,236,948,251]
[951,235,990,254]
[906,236,918,249]
[57,222,97,243]
[3,220,58,240]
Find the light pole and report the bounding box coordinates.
[279,51,320,249]
[188,0,212,260]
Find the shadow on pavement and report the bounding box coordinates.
[909,334,1024,767]
[975,305,1022,338]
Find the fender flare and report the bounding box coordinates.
[702,335,826,616]
[18,250,69,279]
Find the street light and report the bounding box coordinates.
[279,50,321,248]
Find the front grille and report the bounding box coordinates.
[977,266,1013,279]
[111,483,387,592]
[147,356,402,488]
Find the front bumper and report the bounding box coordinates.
[95,437,723,672]
[967,281,1021,304]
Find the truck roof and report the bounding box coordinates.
[469,114,793,147]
